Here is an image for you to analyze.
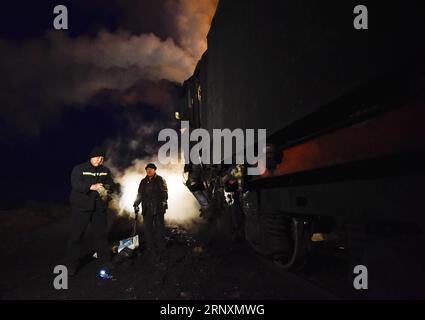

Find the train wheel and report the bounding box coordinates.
[272,216,310,270]
[243,190,311,270]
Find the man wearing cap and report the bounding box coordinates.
[67,146,116,277]
[133,163,168,262]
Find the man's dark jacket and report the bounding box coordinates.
[134,174,168,214]
[70,162,115,211]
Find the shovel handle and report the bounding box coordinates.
[132,211,138,236]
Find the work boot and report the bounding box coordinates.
[69,267,77,277]
[68,261,80,277]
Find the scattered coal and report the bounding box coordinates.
[0,203,335,300]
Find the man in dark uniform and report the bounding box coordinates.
[133,163,168,262]
[67,146,116,277]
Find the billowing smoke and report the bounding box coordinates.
[0,30,194,136]
[0,0,218,136]
[168,0,220,59]
[0,0,219,225]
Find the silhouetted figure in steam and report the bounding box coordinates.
[133,163,168,263]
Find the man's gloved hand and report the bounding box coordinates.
[133,203,140,214]
[97,186,109,201]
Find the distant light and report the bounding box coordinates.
[311,233,326,242]
[100,269,107,277]
[175,112,181,120]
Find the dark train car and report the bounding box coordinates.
[179,0,425,297]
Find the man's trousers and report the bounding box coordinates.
[143,204,165,254]
[67,200,111,266]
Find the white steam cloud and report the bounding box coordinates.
[109,156,201,227]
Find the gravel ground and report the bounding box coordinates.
[0,204,337,300]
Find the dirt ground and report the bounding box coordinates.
[0,203,337,300]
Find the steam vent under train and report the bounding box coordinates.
[177,0,425,298]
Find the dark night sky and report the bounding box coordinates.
[0,0,217,207]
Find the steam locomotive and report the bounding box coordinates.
[177,0,425,296]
